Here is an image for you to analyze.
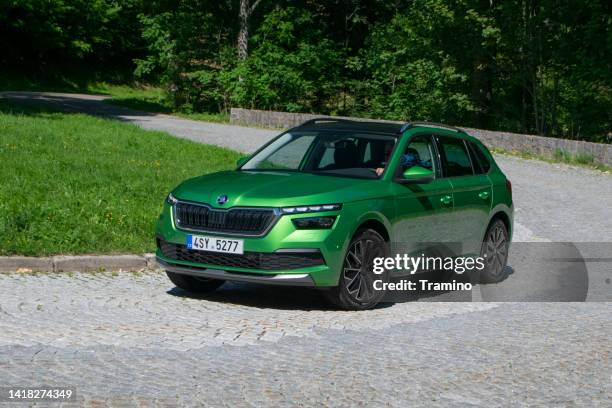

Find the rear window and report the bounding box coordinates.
[437,136,474,177]
[467,141,491,174]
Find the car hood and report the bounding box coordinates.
[172,171,389,208]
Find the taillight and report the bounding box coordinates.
[506,179,512,196]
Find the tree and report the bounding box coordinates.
[360,1,475,123]
[6,0,609,141]
[0,0,144,73]
[226,6,344,112]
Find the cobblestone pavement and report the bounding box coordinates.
[1,91,611,406]
[0,271,610,407]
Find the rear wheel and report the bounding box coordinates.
[166,271,225,293]
[479,219,510,283]
[325,229,390,310]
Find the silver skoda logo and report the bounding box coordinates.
[217,194,228,205]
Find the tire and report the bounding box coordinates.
[479,219,510,283]
[324,229,390,310]
[166,271,225,293]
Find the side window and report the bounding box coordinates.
[437,137,474,177]
[467,141,491,174]
[397,134,438,176]
[317,148,335,168]
[363,142,372,162]
[362,138,392,167]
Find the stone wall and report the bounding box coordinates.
[230,107,612,166]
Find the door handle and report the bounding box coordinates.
[478,191,490,200]
[440,195,453,206]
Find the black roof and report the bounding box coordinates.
[296,118,403,134]
[295,117,464,135]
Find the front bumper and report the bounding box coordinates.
[157,258,316,286]
[155,201,350,287]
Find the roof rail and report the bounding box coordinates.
[399,121,463,133]
[298,117,356,127]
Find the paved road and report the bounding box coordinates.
[0,272,610,407]
[1,92,611,406]
[0,92,274,153]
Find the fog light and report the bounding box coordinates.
[292,216,336,229]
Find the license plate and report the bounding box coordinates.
[187,235,244,255]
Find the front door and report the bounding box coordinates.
[391,134,455,269]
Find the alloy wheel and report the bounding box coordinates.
[483,223,508,278]
[342,238,383,303]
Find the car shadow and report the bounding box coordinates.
[166,282,344,311]
[164,266,516,310]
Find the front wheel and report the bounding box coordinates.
[166,271,225,293]
[479,219,510,283]
[324,229,390,310]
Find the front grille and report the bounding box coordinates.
[174,202,277,236]
[158,239,325,271]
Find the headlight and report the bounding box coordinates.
[292,216,336,229]
[281,203,342,214]
[166,193,178,205]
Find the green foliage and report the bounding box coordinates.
[553,149,573,163]
[91,83,172,113]
[0,0,144,69]
[225,7,344,113]
[491,1,612,141]
[554,149,595,166]
[493,147,609,172]
[361,7,475,122]
[134,1,237,112]
[0,101,239,255]
[2,0,611,142]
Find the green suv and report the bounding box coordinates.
[155,119,513,309]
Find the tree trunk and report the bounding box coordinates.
[532,73,539,134]
[237,0,262,60]
[238,0,249,60]
[551,75,558,136]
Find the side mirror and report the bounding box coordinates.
[236,156,248,167]
[399,166,434,184]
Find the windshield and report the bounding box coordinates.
[240,130,398,179]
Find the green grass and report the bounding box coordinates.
[491,147,611,172]
[1,73,230,124]
[89,82,173,113]
[552,148,597,166]
[0,100,240,256]
[0,72,95,93]
[93,83,230,123]
[91,83,231,123]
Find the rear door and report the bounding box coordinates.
[435,135,493,255]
